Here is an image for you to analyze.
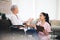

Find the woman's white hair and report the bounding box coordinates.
[11,5,18,11]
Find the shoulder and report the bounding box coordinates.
[45,22,51,27]
[6,13,14,20]
[45,22,49,25]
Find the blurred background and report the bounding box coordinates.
[0,0,60,40]
[0,0,60,20]
[0,0,60,26]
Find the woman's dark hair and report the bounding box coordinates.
[41,12,51,25]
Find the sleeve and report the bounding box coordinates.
[6,14,12,20]
[46,23,51,32]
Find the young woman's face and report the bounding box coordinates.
[40,13,45,21]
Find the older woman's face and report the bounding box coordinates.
[15,7,18,13]
[13,7,19,14]
[39,13,45,20]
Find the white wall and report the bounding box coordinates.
[57,0,60,20]
[0,0,60,20]
[12,0,57,20]
[12,0,35,21]
[35,0,57,20]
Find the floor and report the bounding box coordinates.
[0,31,59,40]
[0,32,35,40]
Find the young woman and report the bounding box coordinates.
[25,12,51,40]
[36,12,51,40]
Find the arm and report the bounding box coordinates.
[43,23,51,35]
[43,30,49,35]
